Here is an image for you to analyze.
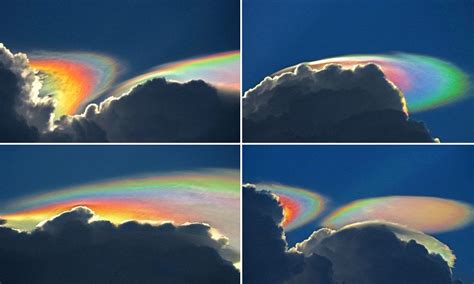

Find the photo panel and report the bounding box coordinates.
[0,145,240,283]
[243,145,473,283]
[0,0,240,142]
[243,0,473,142]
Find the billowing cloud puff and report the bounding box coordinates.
[0,44,54,141]
[0,206,239,283]
[0,43,239,142]
[242,185,309,284]
[244,184,462,284]
[243,64,435,142]
[293,222,454,284]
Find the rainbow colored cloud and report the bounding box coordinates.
[322,196,474,234]
[29,50,240,118]
[273,53,469,113]
[29,51,119,117]
[111,51,240,97]
[0,169,240,250]
[253,183,325,230]
[254,183,474,236]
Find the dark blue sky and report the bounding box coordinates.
[0,0,239,80]
[0,145,239,200]
[244,145,474,282]
[243,0,474,141]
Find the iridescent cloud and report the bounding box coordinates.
[254,183,325,231]
[322,196,474,234]
[29,51,119,117]
[0,169,240,250]
[111,51,240,97]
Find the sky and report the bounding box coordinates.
[0,145,239,200]
[243,145,474,282]
[1,0,239,80]
[243,0,474,141]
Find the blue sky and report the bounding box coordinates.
[244,145,474,282]
[243,0,474,141]
[0,145,239,200]
[0,0,239,82]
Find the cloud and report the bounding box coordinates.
[0,43,239,142]
[0,43,54,141]
[0,206,239,283]
[243,185,324,284]
[52,78,240,142]
[293,222,454,284]
[243,64,435,142]
[244,184,460,284]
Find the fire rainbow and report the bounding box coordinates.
[272,53,469,113]
[254,183,325,231]
[0,169,240,250]
[111,51,240,97]
[29,51,119,117]
[322,196,474,234]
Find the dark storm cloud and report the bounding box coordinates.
[243,64,435,142]
[50,78,239,142]
[0,207,239,284]
[244,184,460,284]
[0,43,239,142]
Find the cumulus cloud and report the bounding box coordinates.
[243,64,435,142]
[244,184,461,284]
[0,43,54,141]
[0,43,239,142]
[0,206,239,283]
